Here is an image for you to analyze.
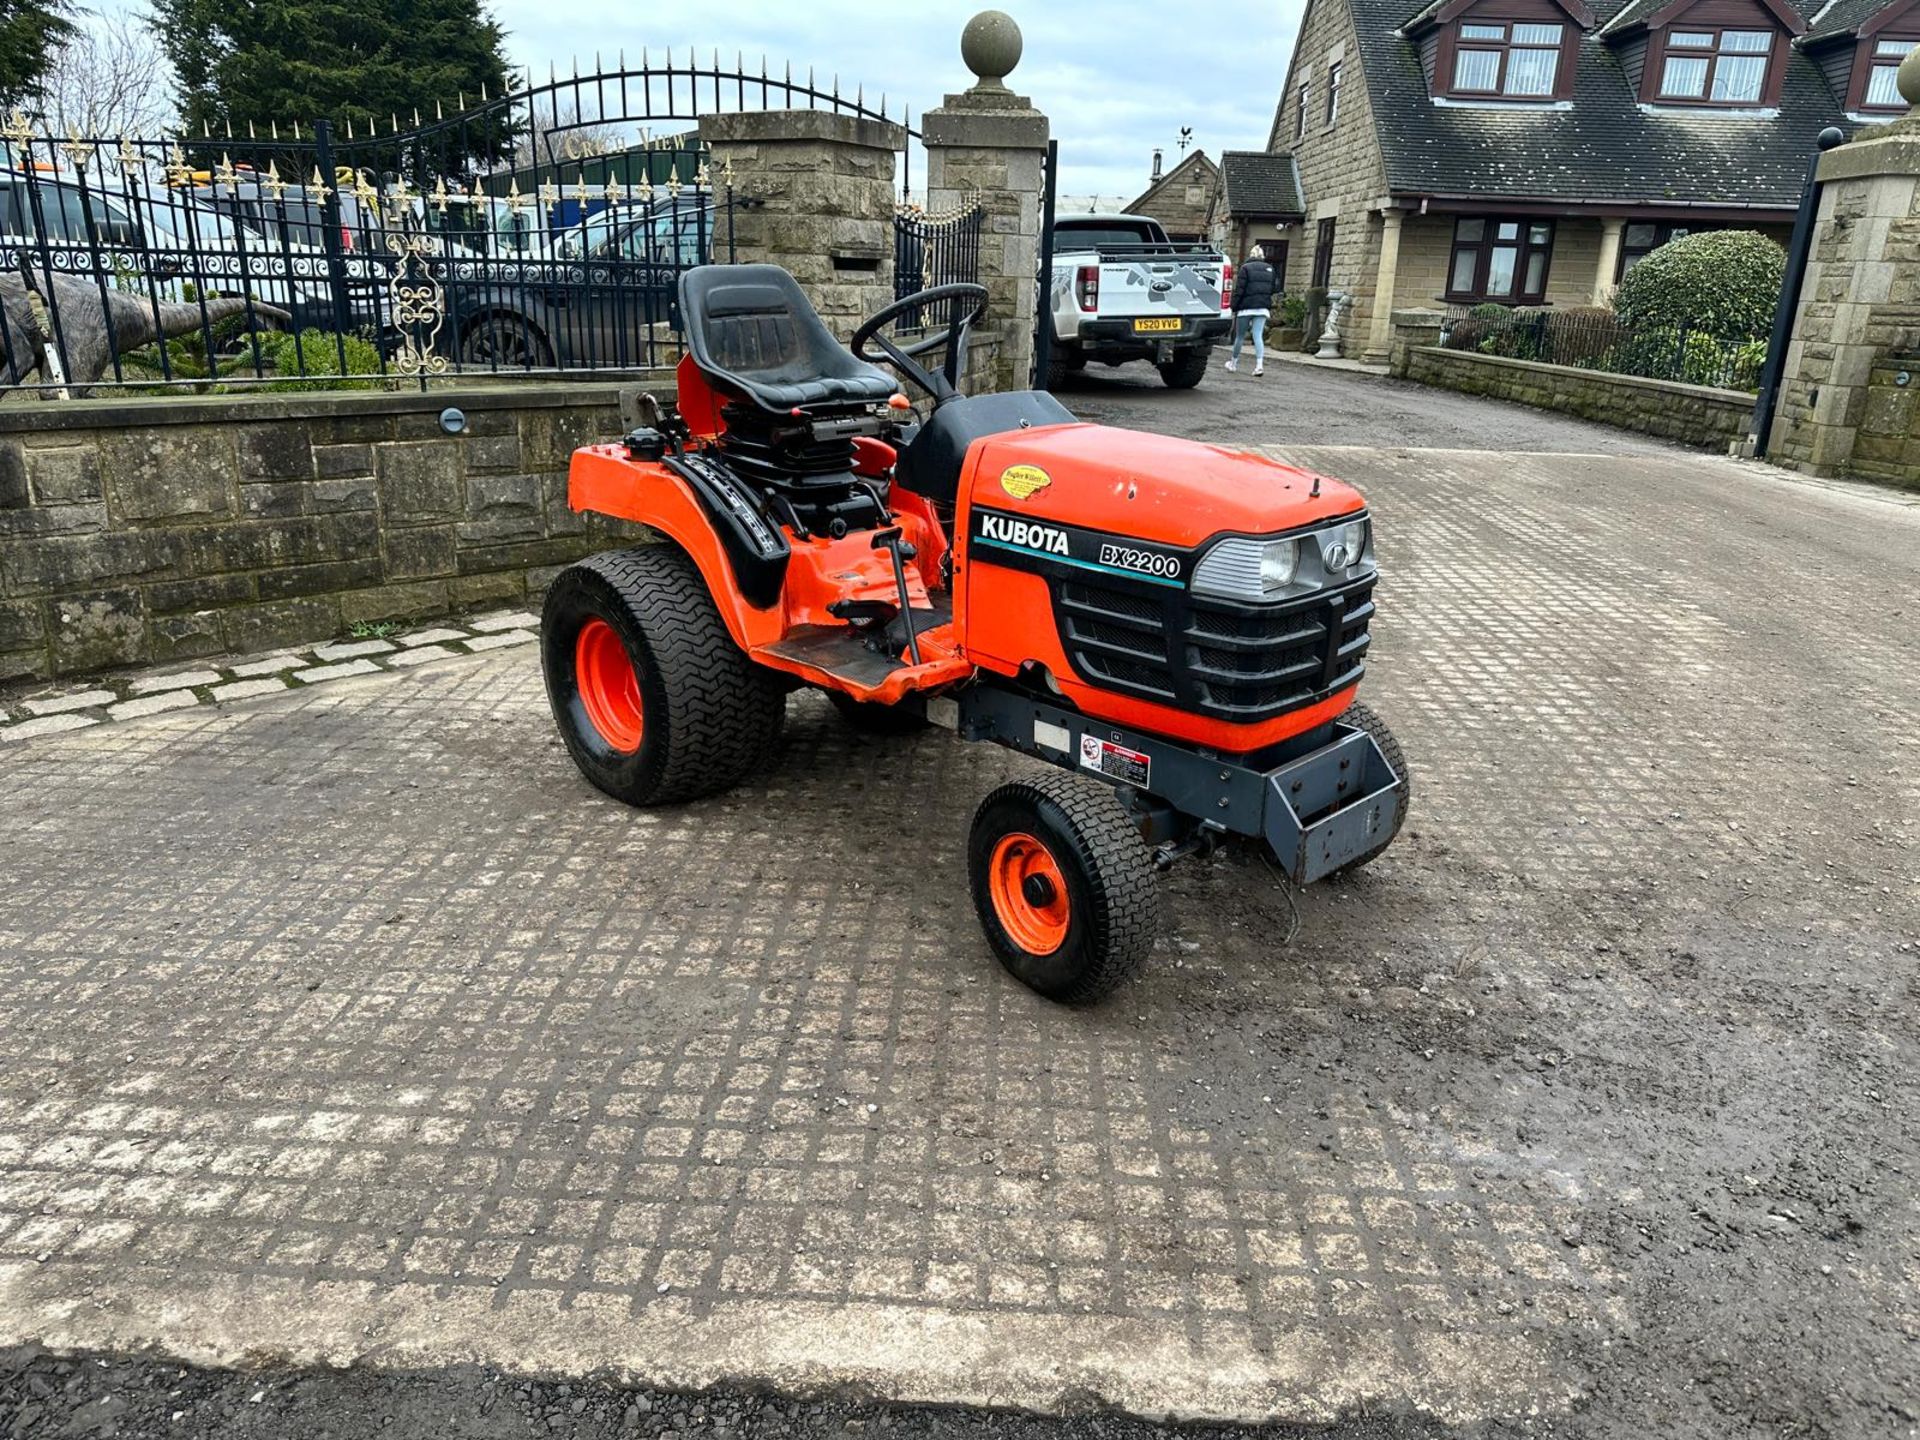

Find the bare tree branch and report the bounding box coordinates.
[42,10,176,137]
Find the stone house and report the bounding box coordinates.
[1218,151,1308,278]
[1121,149,1224,241]
[1260,0,1907,361]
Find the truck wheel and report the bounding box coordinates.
[541,546,785,806]
[1044,346,1079,391]
[967,772,1160,1003]
[827,691,928,734]
[1328,700,1411,876]
[1157,347,1212,389]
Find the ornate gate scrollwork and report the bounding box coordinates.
[386,232,449,379]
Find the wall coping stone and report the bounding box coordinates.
[921,100,1048,151]
[0,378,665,436]
[1816,118,1920,183]
[1410,346,1755,406]
[699,109,906,151]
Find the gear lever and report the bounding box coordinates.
[870,527,922,666]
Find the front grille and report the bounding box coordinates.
[1056,576,1374,723]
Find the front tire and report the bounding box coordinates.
[1328,700,1410,876]
[967,772,1159,1003]
[1157,346,1211,389]
[541,546,785,806]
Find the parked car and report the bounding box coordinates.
[187,176,391,334]
[1045,213,1231,390]
[432,197,716,369]
[0,168,342,338]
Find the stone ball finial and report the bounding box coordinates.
[1899,43,1920,110]
[961,10,1023,91]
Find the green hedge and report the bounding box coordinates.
[1612,230,1784,341]
[258,329,385,392]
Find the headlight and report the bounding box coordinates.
[1319,519,1369,574]
[1192,536,1299,600]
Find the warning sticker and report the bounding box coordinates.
[1079,733,1151,788]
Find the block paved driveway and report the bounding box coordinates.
[2,367,1917,1439]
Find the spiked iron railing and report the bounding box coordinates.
[0,55,921,395]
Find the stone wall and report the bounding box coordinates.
[1402,346,1754,448]
[699,110,905,343]
[1280,0,1392,347]
[923,89,1049,394]
[0,384,655,682]
[1835,359,1920,488]
[1769,119,1920,478]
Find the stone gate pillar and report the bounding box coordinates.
[1770,54,1920,477]
[921,11,1050,393]
[698,110,906,341]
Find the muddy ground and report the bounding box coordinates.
[2,361,1915,1439]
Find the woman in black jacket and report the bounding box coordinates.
[1226,252,1278,376]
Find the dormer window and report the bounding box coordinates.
[1424,0,1589,102]
[1860,38,1917,111]
[1451,21,1566,95]
[1656,28,1774,104]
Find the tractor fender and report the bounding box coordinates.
[567,444,788,651]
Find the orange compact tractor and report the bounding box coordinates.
[541,265,1408,1002]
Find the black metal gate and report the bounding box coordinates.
[1032,137,1060,387]
[0,56,917,394]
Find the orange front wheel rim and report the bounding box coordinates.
[988,832,1071,955]
[574,617,645,754]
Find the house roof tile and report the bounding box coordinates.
[1219,150,1306,216]
[1352,0,1852,210]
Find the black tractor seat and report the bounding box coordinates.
[680,264,898,413]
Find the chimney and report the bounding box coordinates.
[1151,149,1163,182]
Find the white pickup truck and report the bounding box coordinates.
[1044,214,1232,390]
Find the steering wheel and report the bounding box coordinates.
[851,282,990,405]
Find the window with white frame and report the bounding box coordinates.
[1863,38,1917,110]
[1450,21,1565,97]
[1657,29,1774,105]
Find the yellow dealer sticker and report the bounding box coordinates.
[1000,464,1052,500]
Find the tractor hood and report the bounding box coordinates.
[963,422,1365,548]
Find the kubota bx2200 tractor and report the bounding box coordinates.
[540,266,1408,1003]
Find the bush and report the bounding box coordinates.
[1727,338,1769,390]
[1467,302,1513,320]
[258,329,385,392]
[1612,230,1784,340]
[1276,292,1307,328]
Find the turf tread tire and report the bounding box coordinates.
[1329,699,1410,876]
[542,546,784,806]
[968,771,1160,1004]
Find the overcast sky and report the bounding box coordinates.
[96,0,1305,200]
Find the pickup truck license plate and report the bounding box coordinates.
[1133,317,1183,333]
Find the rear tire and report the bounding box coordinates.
[541,546,785,806]
[967,772,1160,1003]
[827,691,928,734]
[1328,700,1410,876]
[461,312,555,369]
[1044,344,1079,391]
[1157,347,1211,389]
